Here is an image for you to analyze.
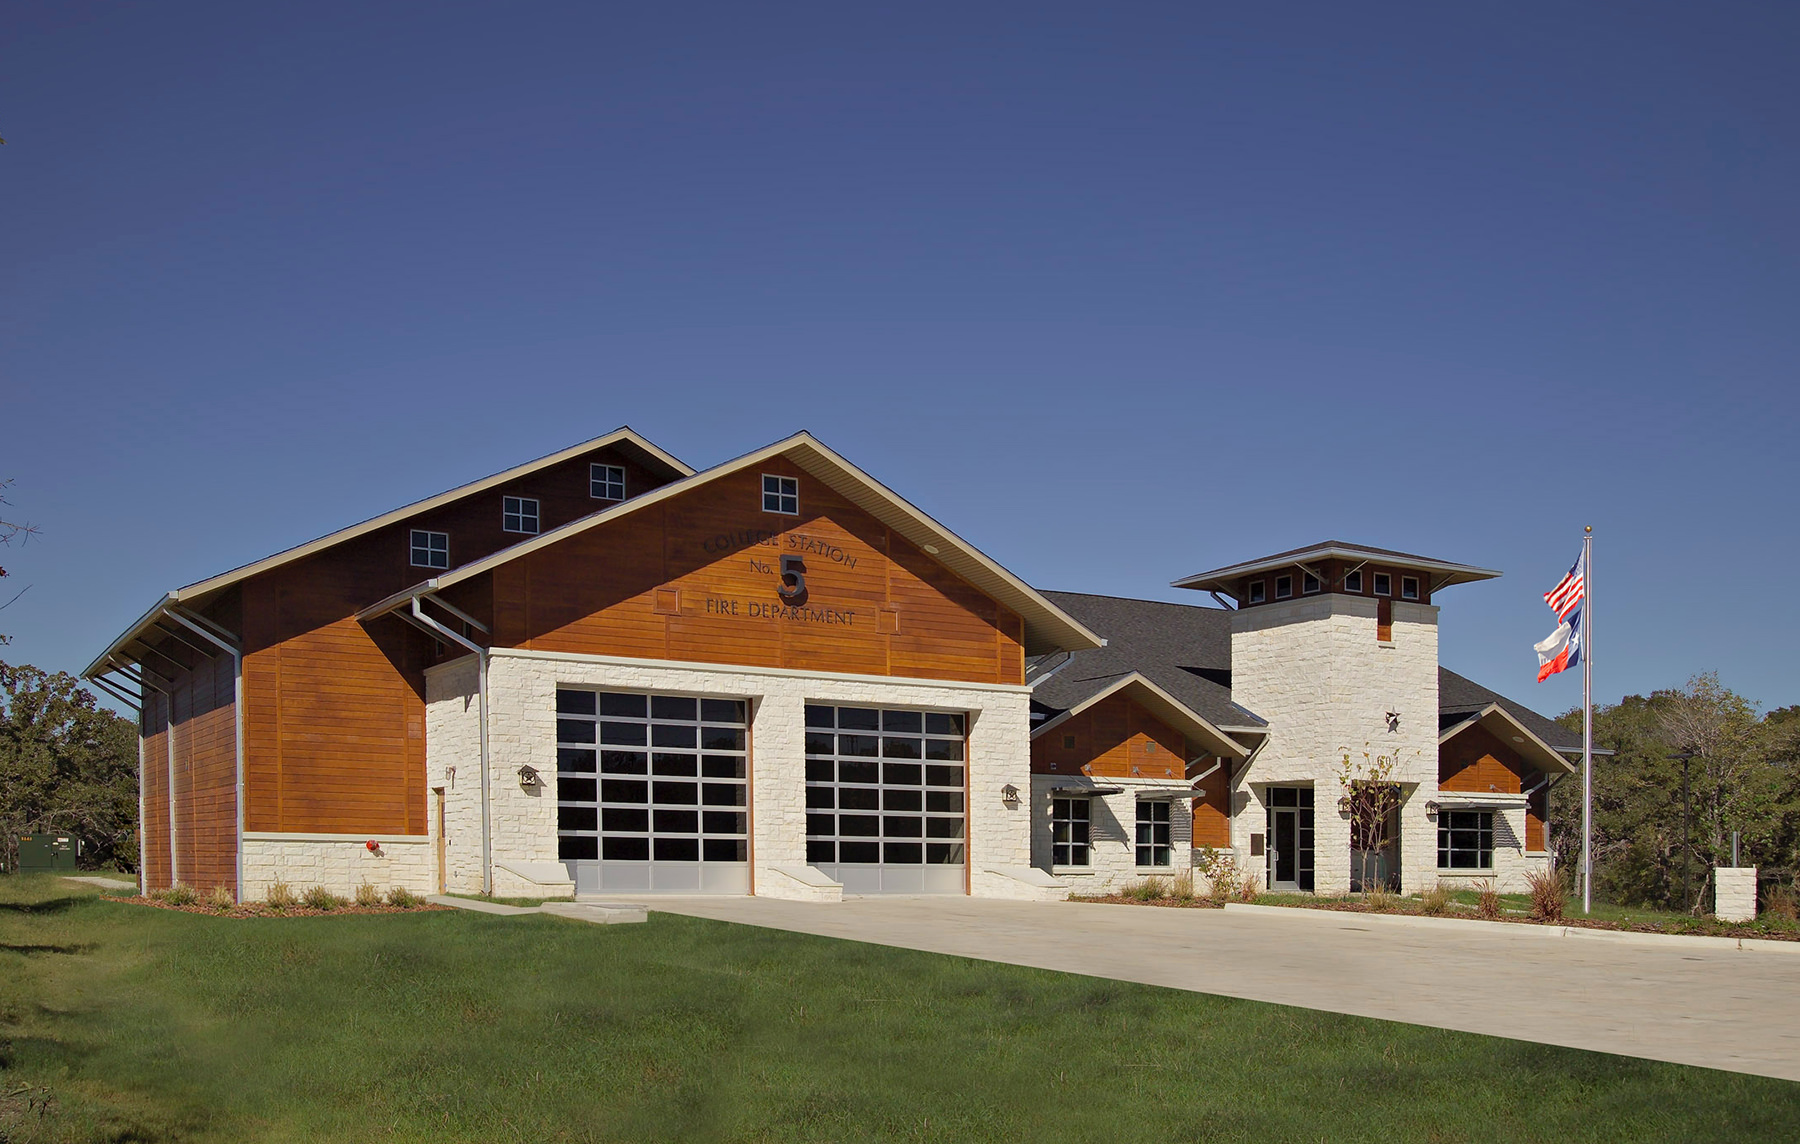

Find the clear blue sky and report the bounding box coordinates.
[5,2,1797,718]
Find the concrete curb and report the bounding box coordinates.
[426,894,646,925]
[1220,902,1800,954]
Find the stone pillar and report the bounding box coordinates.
[1714,866,1757,922]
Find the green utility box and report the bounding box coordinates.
[16,834,80,873]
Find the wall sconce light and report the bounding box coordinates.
[1424,800,1440,819]
[1000,784,1020,808]
[1337,795,1352,816]
[518,765,542,790]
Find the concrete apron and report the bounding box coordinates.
[637,895,1800,1083]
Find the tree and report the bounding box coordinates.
[0,661,139,873]
[1338,746,1404,893]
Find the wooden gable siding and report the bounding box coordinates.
[140,695,172,891]
[238,443,673,835]
[1030,693,1187,780]
[1190,759,1231,848]
[490,459,1027,685]
[1440,723,1549,853]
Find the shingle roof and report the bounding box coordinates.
[1032,592,1263,730]
[1438,668,1581,751]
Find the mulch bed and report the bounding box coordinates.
[119,895,451,919]
[1077,893,1800,941]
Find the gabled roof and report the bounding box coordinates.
[84,427,690,678]
[1438,668,1582,752]
[361,432,1106,658]
[1032,672,1250,760]
[1030,591,1265,731]
[1173,541,1501,595]
[1439,702,1579,777]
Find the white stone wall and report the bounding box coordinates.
[1030,776,1193,895]
[1230,595,1443,894]
[240,835,436,900]
[1714,866,1757,922]
[426,648,1042,900]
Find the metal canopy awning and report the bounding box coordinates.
[1049,786,1124,796]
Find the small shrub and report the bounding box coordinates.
[1764,885,1798,923]
[1123,877,1166,902]
[302,885,344,912]
[1237,870,1258,902]
[206,884,236,911]
[385,886,421,909]
[1475,880,1501,920]
[1419,882,1451,916]
[354,881,382,908]
[157,883,198,907]
[1524,867,1566,922]
[1364,883,1398,912]
[1169,867,1196,902]
[265,879,297,911]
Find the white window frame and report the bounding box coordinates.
[1342,569,1363,593]
[502,495,540,535]
[1401,576,1420,601]
[1135,799,1173,869]
[1274,575,1293,600]
[1247,579,1266,604]
[762,474,799,515]
[1437,809,1494,870]
[1373,572,1392,597]
[1051,796,1091,868]
[590,463,626,501]
[410,529,449,570]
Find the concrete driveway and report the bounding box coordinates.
[631,895,1800,1082]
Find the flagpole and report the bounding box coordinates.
[1581,526,1593,915]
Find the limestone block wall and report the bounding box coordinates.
[1229,595,1444,894]
[1714,866,1757,922]
[432,648,1039,900]
[1029,776,1193,895]
[240,834,436,900]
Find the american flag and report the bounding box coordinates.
[1544,550,1586,621]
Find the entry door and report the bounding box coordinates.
[1264,787,1315,891]
[555,689,751,894]
[804,704,968,894]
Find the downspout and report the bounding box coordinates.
[408,596,492,895]
[168,607,246,902]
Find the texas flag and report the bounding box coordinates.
[1534,607,1583,681]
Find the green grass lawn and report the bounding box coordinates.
[3,876,1797,1143]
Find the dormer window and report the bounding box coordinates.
[410,529,449,570]
[1374,572,1392,597]
[1247,579,1266,604]
[503,496,540,535]
[763,474,798,515]
[1343,570,1363,593]
[590,464,626,501]
[1302,572,1320,594]
[1401,576,1420,600]
[1275,575,1293,600]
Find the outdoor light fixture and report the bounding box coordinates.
[518,765,542,789]
[1424,801,1440,819]
[1000,784,1020,807]
[922,544,940,555]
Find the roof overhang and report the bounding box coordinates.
[1172,543,1501,596]
[1031,672,1250,759]
[1439,703,1578,777]
[410,432,1106,657]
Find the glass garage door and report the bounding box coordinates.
[556,689,750,894]
[804,705,968,894]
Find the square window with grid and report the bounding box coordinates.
[554,690,749,864]
[804,705,965,866]
[1438,810,1494,870]
[763,474,798,515]
[410,529,448,570]
[1052,797,1091,867]
[502,496,540,535]
[1136,799,1172,868]
[590,464,626,501]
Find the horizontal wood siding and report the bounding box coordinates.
[238,444,670,836]
[496,460,1026,684]
[140,696,171,891]
[1030,694,1187,780]
[1438,724,1529,795]
[1526,787,1548,853]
